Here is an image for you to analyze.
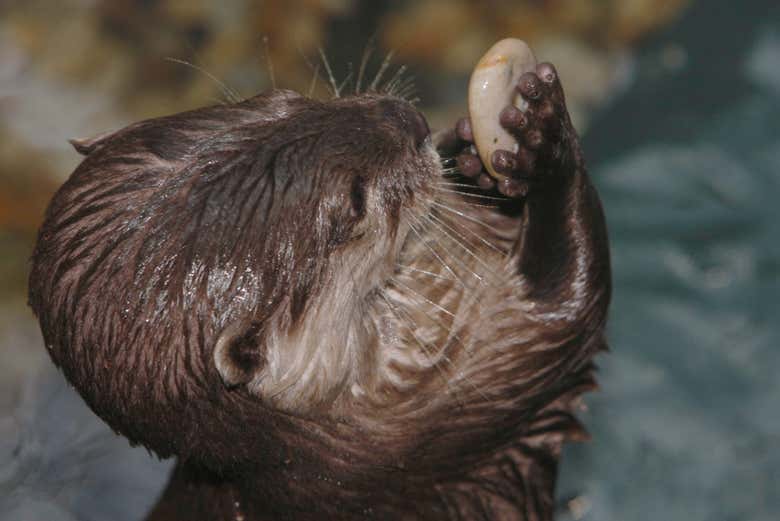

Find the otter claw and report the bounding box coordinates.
[456,152,482,178]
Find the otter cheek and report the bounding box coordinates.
[214,321,266,388]
[467,38,537,180]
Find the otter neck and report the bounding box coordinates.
[147,433,561,521]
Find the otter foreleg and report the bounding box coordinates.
[455,62,611,325]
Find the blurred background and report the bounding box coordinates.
[1,0,778,519]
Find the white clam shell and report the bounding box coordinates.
[468,38,538,180]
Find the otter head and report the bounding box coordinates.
[28,88,443,465]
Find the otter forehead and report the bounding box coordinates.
[55,88,436,279]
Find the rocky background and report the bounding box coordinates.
[1,1,778,520]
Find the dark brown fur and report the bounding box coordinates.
[29,68,610,520]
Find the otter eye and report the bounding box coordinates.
[350,175,367,219]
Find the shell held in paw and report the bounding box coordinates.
[467,38,537,181]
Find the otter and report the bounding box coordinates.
[28,41,610,520]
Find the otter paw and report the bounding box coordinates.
[456,62,576,198]
[454,117,503,192]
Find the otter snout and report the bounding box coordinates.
[407,107,431,148]
[377,99,431,148]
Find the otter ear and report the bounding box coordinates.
[68,127,124,155]
[214,320,266,388]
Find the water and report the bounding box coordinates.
[558,1,780,519]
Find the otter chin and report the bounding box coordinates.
[28,44,611,521]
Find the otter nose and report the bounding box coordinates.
[409,109,431,148]
[379,100,431,148]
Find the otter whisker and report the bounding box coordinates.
[382,289,490,403]
[383,64,410,97]
[434,183,506,198]
[381,288,447,346]
[422,213,503,285]
[163,57,242,104]
[396,74,416,92]
[387,276,484,360]
[435,187,508,202]
[308,63,321,98]
[355,37,376,95]
[337,71,355,99]
[431,201,499,232]
[408,213,485,286]
[406,218,467,289]
[295,43,322,98]
[444,197,503,215]
[389,277,455,319]
[261,35,276,89]
[381,289,489,404]
[427,210,505,263]
[318,47,341,98]
[434,198,502,213]
[378,292,463,401]
[422,212,482,264]
[369,50,395,92]
[435,188,505,209]
[430,208,505,256]
[437,182,489,189]
[434,194,499,209]
[396,264,456,282]
[413,225,486,287]
[436,183,508,202]
[394,76,419,103]
[381,71,414,100]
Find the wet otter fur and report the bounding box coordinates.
[28,62,610,520]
